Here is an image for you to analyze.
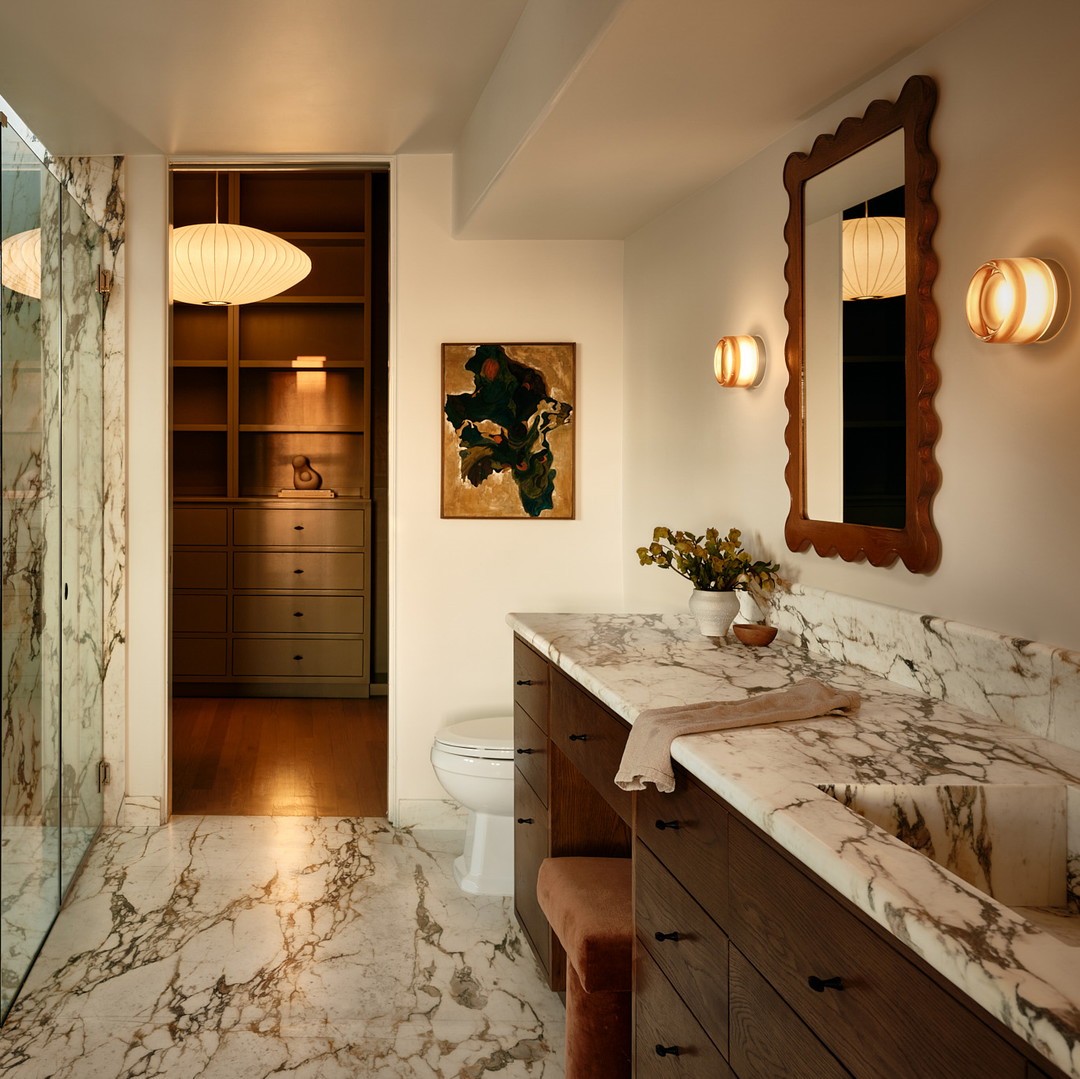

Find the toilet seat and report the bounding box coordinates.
[433,716,514,760]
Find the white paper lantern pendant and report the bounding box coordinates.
[842,210,906,302]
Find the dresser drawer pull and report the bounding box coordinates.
[294,525,304,530]
[515,679,534,686]
[654,819,680,830]
[654,931,680,942]
[516,817,534,825]
[654,1045,680,1057]
[293,655,304,661]
[516,748,535,755]
[568,733,588,741]
[293,611,304,617]
[807,975,844,993]
[293,568,304,574]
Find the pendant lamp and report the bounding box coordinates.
[171,222,311,306]
[1,227,42,299]
[841,215,906,301]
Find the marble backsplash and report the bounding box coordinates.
[768,583,1080,754]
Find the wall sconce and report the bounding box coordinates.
[965,257,1070,343]
[714,335,765,388]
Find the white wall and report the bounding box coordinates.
[392,155,625,813]
[622,0,1080,652]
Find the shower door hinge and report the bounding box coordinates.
[97,267,113,295]
[97,759,112,791]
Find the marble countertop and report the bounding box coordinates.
[508,611,1080,1078]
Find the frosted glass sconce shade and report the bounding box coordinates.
[842,216,906,300]
[1,227,42,298]
[965,257,1069,343]
[714,335,765,388]
[171,222,311,306]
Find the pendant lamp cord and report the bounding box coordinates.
[214,172,220,225]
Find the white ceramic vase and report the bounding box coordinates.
[688,589,740,637]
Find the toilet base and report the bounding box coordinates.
[453,810,514,896]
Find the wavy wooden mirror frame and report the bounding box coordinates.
[782,74,941,573]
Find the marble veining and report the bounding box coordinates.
[509,611,1080,1077]
[0,816,563,1078]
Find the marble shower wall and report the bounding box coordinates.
[769,583,1080,753]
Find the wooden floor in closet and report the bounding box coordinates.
[171,697,388,817]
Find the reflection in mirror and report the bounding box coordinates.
[783,75,941,573]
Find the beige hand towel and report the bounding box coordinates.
[615,678,861,793]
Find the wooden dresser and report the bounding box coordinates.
[512,634,1066,1079]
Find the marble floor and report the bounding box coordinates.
[0,817,565,1078]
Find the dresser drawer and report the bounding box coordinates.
[728,820,1027,1079]
[514,705,548,806]
[233,595,363,634]
[513,773,558,987]
[173,594,227,633]
[550,669,631,825]
[635,840,728,1053]
[174,505,228,546]
[173,550,227,590]
[173,637,228,677]
[233,507,366,547]
[637,770,729,928]
[233,551,364,590]
[232,638,365,678]
[513,637,550,731]
[729,946,851,1079]
[635,948,736,1079]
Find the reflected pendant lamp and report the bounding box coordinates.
[171,222,311,306]
[842,216,906,300]
[1,227,42,299]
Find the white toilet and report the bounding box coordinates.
[430,716,515,897]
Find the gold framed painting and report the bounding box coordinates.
[441,342,575,519]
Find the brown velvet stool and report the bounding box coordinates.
[536,856,633,1079]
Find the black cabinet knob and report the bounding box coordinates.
[654,931,680,942]
[293,655,303,661]
[654,1045,680,1057]
[516,748,534,755]
[293,568,304,574]
[515,679,534,686]
[293,611,304,617]
[655,819,680,830]
[294,525,304,531]
[516,817,533,825]
[568,733,588,741]
[807,975,844,992]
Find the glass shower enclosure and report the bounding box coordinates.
[1,116,105,1018]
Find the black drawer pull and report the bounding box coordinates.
[516,748,534,755]
[515,679,534,686]
[293,568,304,574]
[808,975,844,993]
[655,1045,680,1057]
[654,931,680,942]
[655,819,680,830]
[568,733,588,741]
[516,817,534,825]
[294,525,304,531]
[293,654,303,661]
[293,611,304,617]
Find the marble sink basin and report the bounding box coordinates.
[818,782,1080,913]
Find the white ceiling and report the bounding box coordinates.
[0,0,991,239]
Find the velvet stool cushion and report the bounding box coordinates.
[537,857,633,1079]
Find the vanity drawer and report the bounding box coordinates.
[513,637,550,731]
[636,769,729,928]
[174,505,228,546]
[233,551,364,590]
[513,773,559,988]
[514,704,548,806]
[233,507,365,547]
[635,948,735,1079]
[173,550,227,590]
[728,820,1027,1079]
[728,946,851,1079]
[550,669,631,825]
[173,594,227,633]
[233,595,363,634]
[635,840,728,1053]
[232,638,365,678]
[173,637,228,677]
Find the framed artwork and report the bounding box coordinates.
[441,342,575,519]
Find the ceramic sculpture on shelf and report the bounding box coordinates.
[292,455,322,490]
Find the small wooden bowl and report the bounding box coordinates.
[732,622,778,647]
